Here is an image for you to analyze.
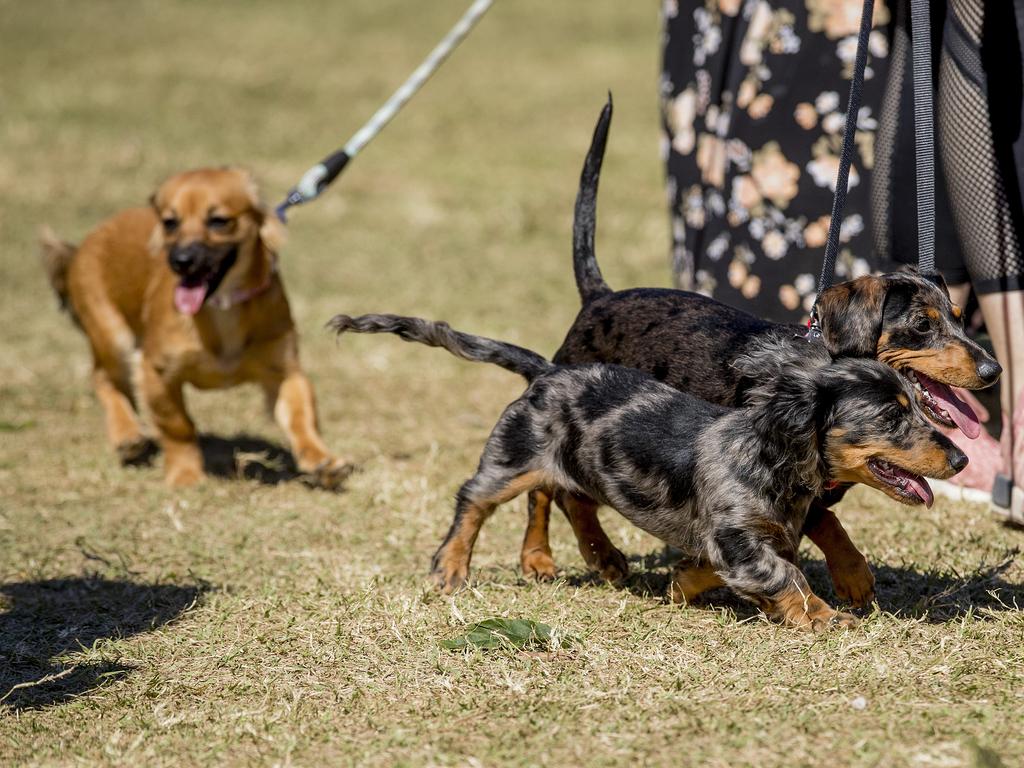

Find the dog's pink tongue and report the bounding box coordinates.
[903,472,934,508]
[174,283,208,315]
[919,373,981,439]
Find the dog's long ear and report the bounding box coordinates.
[742,360,826,489]
[147,192,165,256]
[816,275,890,357]
[231,167,288,254]
[921,269,949,297]
[258,211,286,254]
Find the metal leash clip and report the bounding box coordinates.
[805,307,823,342]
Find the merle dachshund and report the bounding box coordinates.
[329,313,966,630]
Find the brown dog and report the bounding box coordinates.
[41,167,351,488]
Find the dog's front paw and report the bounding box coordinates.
[307,457,356,490]
[595,546,629,583]
[430,543,474,594]
[521,548,557,581]
[431,562,469,595]
[830,554,876,608]
[810,610,860,633]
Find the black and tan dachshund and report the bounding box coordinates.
[329,314,967,630]
[510,98,1000,606]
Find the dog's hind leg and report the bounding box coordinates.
[668,561,724,604]
[558,492,629,582]
[520,489,558,580]
[432,469,548,594]
[519,490,629,582]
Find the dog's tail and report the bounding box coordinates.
[39,226,78,317]
[329,313,553,382]
[572,95,614,305]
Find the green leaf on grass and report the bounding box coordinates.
[442,618,573,651]
[0,420,35,433]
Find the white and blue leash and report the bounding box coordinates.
[276,0,495,221]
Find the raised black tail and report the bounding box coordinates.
[329,313,553,382]
[572,95,614,305]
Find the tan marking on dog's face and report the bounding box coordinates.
[150,167,264,252]
[897,393,910,408]
[878,343,986,388]
[951,304,963,319]
[826,436,956,504]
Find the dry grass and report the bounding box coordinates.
[1,1,1023,765]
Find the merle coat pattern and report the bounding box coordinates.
[524,98,1001,605]
[329,313,966,630]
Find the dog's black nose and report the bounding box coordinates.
[949,447,969,473]
[976,359,1002,385]
[168,247,196,275]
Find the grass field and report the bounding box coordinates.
[2,1,1023,765]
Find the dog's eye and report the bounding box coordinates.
[162,217,179,233]
[206,215,232,230]
[914,317,931,333]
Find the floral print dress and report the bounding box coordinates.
[662,0,892,322]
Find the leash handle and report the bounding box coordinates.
[910,0,936,275]
[276,0,495,221]
[814,0,875,305]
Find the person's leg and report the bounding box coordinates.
[946,283,970,308]
[937,0,1024,518]
[978,291,1024,522]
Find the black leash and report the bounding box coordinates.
[910,0,936,275]
[810,0,937,337]
[809,0,875,338]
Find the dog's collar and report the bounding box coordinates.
[208,254,278,310]
[805,307,823,342]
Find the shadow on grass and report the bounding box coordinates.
[0,576,206,710]
[120,432,305,485]
[805,550,1024,622]
[199,433,301,485]
[563,547,1024,623]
